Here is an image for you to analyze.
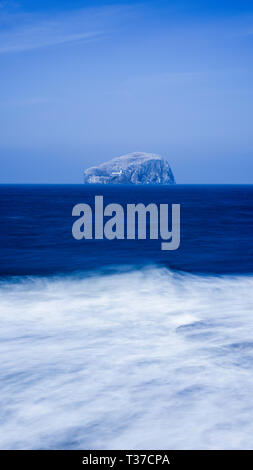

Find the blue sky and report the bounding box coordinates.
[0,0,253,183]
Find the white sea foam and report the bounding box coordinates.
[0,266,253,449]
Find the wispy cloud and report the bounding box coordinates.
[0,4,126,53]
[0,27,103,53]
[0,97,49,106]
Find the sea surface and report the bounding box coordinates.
[0,184,253,449]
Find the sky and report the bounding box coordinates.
[0,0,253,183]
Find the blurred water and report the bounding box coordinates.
[1,267,253,449]
[0,185,253,449]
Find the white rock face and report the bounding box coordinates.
[83,152,175,184]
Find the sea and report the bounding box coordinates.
[0,184,253,449]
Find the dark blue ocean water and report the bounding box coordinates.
[1,184,253,450]
[1,184,253,276]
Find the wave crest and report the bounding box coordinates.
[1,266,253,449]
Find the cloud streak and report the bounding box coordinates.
[0,5,122,53]
[0,29,104,53]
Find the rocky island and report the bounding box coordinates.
[83,152,175,184]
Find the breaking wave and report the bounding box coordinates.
[1,266,253,449]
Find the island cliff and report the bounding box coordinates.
[83,152,175,184]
